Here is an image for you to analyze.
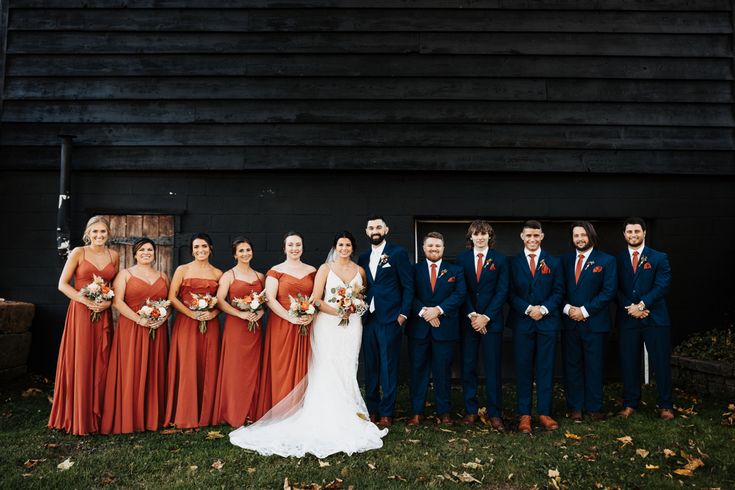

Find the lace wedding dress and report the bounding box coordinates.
[229,269,388,458]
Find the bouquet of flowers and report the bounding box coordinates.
[288,293,315,336]
[327,282,368,327]
[186,292,218,333]
[137,298,171,340]
[232,290,268,332]
[80,274,115,322]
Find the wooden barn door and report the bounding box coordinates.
[102,215,175,322]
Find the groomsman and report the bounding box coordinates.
[457,220,509,430]
[561,221,617,422]
[508,220,564,433]
[358,216,414,428]
[407,232,466,426]
[616,217,674,420]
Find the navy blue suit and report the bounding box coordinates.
[457,249,509,418]
[508,250,564,416]
[561,249,617,413]
[407,260,466,416]
[358,242,414,417]
[616,246,672,409]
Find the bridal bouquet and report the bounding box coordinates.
[288,293,315,336]
[327,283,368,327]
[186,292,218,333]
[232,290,268,332]
[137,298,171,340]
[80,274,115,322]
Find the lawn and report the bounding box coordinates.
[1,376,733,489]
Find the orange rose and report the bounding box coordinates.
[101,286,110,294]
[150,309,160,318]
[243,295,253,303]
[300,301,311,311]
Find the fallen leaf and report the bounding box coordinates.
[616,436,633,446]
[439,428,455,433]
[367,463,376,470]
[247,467,256,474]
[462,462,482,469]
[318,460,330,468]
[57,458,74,471]
[636,449,650,458]
[99,474,115,485]
[206,431,224,440]
[406,439,420,444]
[211,459,224,470]
[645,465,660,470]
[47,395,54,405]
[507,473,514,480]
[356,412,369,421]
[680,451,705,472]
[674,468,693,476]
[564,432,582,440]
[452,471,481,483]
[23,459,46,469]
[44,443,59,449]
[477,407,490,425]
[160,428,182,435]
[189,465,198,472]
[21,388,44,397]
[663,449,676,458]
[324,478,343,489]
[22,473,33,478]
[388,475,407,482]
[548,469,560,478]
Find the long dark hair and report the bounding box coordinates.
[332,230,356,257]
[191,232,214,256]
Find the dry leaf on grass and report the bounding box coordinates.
[247,467,256,474]
[681,451,705,471]
[548,469,560,478]
[160,428,182,435]
[406,439,420,444]
[44,443,59,449]
[388,475,407,482]
[206,431,224,440]
[439,428,455,433]
[645,464,659,470]
[22,388,44,397]
[318,460,330,468]
[564,432,582,440]
[57,458,74,471]
[507,473,514,480]
[616,436,633,446]
[189,465,198,472]
[452,471,481,483]
[23,459,46,469]
[462,461,482,469]
[663,448,676,458]
[323,478,343,489]
[367,463,376,470]
[635,449,650,458]
[674,468,693,477]
[211,460,224,470]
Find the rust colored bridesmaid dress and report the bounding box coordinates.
[164,278,221,428]
[254,270,315,420]
[213,274,264,427]
[101,273,168,434]
[48,252,115,435]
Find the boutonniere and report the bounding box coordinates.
[379,254,390,265]
[438,269,448,279]
[592,265,603,273]
[643,262,652,270]
[584,260,595,271]
[447,276,456,283]
[483,258,494,270]
[638,255,648,268]
[539,259,552,275]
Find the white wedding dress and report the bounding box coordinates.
[229,269,388,458]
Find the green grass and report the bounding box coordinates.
[1,376,733,489]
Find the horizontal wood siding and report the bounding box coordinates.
[1,1,733,174]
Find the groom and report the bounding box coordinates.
[358,215,414,428]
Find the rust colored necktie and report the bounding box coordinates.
[632,250,639,273]
[430,263,437,292]
[476,253,483,283]
[575,253,584,284]
[529,254,536,278]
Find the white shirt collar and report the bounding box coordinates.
[576,247,593,259]
[524,248,542,259]
[371,241,387,256]
[426,258,442,270]
[473,247,489,257]
[628,241,645,257]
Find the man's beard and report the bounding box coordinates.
[369,233,385,245]
[575,242,591,252]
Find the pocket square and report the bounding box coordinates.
[592,266,603,273]
[447,276,456,283]
[381,263,392,268]
[489,264,497,271]
[643,262,652,270]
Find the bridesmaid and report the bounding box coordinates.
[164,233,223,428]
[101,238,169,434]
[254,231,316,420]
[213,237,266,427]
[49,215,119,435]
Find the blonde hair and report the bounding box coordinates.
[82,216,111,245]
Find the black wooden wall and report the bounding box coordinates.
[0,1,734,376]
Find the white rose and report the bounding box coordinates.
[250,300,260,309]
[87,283,100,293]
[140,305,153,315]
[197,299,208,309]
[158,307,167,317]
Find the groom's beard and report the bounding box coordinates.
[369,234,386,245]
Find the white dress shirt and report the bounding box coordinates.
[419,258,444,317]
[368,241,386,312]
[523,248,548,316]
[468,247,490,320]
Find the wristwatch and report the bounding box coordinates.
[314,300,321,310]
[637,302,645,311]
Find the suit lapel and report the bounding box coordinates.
[374,243,390,281]
[531,251,544,286]
[632,246,647,284]
[576,249,596,287]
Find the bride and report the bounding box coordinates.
[229,231,388,457]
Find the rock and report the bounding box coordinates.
[0,301,36,334]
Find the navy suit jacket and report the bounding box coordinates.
[358,242,414,325]
[561,249,617,332]
[409,261,467,341]
[457,249,509,333]
[508,251,564,334]
[616,246,671,328]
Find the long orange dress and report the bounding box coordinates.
[100,274,168,434]
[48,255,115,435]
[164,278,220,428]
[254,270,315,420]
[213,274,264,427]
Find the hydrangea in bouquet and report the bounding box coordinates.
[186,292,218,333]
[232,290,268,332]
[327,282,368,327]
[80,274,115,322]
[288,293,315,336]
[137,298,171,340]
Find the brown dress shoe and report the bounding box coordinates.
[539,415,559,430]
[617,406,636,418]
[462,414,478,425]
[588,411,606,422]
[659,408,675,421]
[438,413,453,425]
[569,411,583,423]
[378,416,393,428]
[406,415,423,427]
[518,415,532,433]
[369,414,379,424]
[489,417,505,431]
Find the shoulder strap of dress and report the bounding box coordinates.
[231,269,237,281]
[266,269,282,279]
